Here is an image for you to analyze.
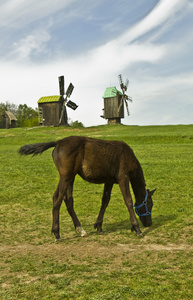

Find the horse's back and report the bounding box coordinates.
[53,136,138,183]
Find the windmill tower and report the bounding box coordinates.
[37,75,78,126]
[101,74,132,124]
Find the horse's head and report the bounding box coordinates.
[134,189,156,227]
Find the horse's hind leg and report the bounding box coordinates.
[64,181,87,237]
[52,180,65,240]
[94,183,113,234]
[52,177,75,240]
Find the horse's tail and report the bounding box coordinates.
[19,141,57,156]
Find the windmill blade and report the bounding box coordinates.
[124,94,132,102]
[118,96,124,113]
[66,83,74,97]
[58,76,65,96]
[66,100,78,110]
[118,74,123,85]
[125,79,129,91]
[124,99,130,116]
[127,96,132,102]
[118,74,124,90]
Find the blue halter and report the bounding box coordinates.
[134,191,151,217]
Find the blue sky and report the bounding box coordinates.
[0,0,193,126]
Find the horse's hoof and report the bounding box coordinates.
[76,226,88,237]
[55,237,63,242]
[81,231,89,237]
[97,231,103,235]
[94,223,103,234]
[137,232,144,238]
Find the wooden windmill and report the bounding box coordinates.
[37,75,78,126]
[101,74,132,124]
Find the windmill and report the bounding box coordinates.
[118,74,132,116]
[101,74,132,124]
[58,75,78,125]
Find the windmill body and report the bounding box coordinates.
[102,87,124,124]
[37,95,65,126]
[37,76,78,126]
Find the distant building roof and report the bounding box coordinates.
[37,95,61,104]
[3,111,17,121]
[103,87,122,99]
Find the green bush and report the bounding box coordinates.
[69,120,84,128]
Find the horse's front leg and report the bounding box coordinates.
[94,183,113,234]
[64,181,87,237]
[119,177,142,236]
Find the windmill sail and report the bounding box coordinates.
[66,83,74,97]
[118,96,124,113]
[125,78,129,91]
[66,100,78,110]
[124,99,130,115]
[58,76,65,96]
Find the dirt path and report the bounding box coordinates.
[1,240,192,261]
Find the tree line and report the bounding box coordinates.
[0,101,39,127]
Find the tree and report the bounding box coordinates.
[17,104,38,127]
[0,101,17,117]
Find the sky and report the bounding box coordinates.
[0,0,193,126]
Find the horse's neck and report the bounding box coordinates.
[130,163,146,205]
[132,184,146,205]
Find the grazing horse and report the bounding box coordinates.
[19,136,155,240]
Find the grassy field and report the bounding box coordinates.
[0,124,193,299]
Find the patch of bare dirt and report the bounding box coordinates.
[1,239,192,261]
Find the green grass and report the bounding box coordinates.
[0,124,193,299]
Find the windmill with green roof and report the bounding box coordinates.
[37,76,78,126]
[101,74,132,124]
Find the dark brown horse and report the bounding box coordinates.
[19,136,155,240]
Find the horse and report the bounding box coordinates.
[19,136,156,240]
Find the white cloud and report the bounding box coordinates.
[12,29,51,61]
[118,0,188,44]
[0,0,76,28]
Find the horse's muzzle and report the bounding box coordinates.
[140,216,152,227]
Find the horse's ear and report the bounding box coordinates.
[149,189,156,196]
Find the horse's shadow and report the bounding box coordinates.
[92,213,177,236]
[57,214,177,242]
[141,213,177,236]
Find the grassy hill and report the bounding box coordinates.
[0,124,193,299]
